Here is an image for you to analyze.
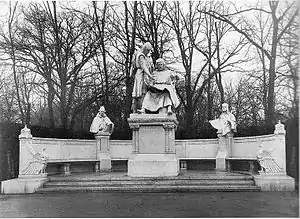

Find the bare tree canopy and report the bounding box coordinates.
[0,1,298,136]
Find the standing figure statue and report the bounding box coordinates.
[131,42,155,113]
[90,106,114,134]
[140,58,180,115]
[209,103,237,136]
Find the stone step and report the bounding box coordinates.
[44,179,255,187]
[36,185,260,193]
[48,175,254,182]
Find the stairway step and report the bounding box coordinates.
[36,185,260,193]
[44,180,255,187]
[48,175,254,182]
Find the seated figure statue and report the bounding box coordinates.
[90,106,114,134]
[256,145,283,174]
[209,103,237,136]
[22,147,49,175]
[139,58,180,115]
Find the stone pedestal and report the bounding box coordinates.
[1,175,48,194]
[95,132,111,172]
[127,114,179,177]
[253,174,295,191]
[216,132,233,171]
[252,121,295,191]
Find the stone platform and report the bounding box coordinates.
[35,170,260,193]
[127,114,179,177]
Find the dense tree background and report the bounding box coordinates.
[0,1,298,183]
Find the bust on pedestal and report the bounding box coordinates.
[128,57,180,177]
[209,103,236,171]
[90,106,114,172]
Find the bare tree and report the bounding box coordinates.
[104,1,138,122]
[200,1,299,124]
[0,2,104,129]
[0,2,26,124]
[135,1,174,63]
[276,13,299,120]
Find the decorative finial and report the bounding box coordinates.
[274,120,285,135]
[19,124,32,139]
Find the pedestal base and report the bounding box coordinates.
[1,175,48,194]
[95,134,112,172]
[216,151,227,171]
[253,174,295,191]
[128,154,179,177]
[99,153,111,172]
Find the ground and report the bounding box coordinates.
[0,191,298,217]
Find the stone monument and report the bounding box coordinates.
[128,56,180,177]
[209,103,236,171]
[90,106,114,172]
[1,125,49,194]
[253,121,295,191]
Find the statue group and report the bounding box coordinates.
[131,42,180,115]
[90,42,237,136]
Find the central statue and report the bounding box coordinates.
[131,42,180,115]
[140,58,180,114]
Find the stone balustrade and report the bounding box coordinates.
[17,124,286,173]
[1,121,294,193]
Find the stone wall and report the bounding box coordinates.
[23,132,282,164]
[233,134,286,172]
[17,121,287,175]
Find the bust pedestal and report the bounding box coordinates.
[216,131,233,171]
[95,132,111,172]
[127,114,179,177]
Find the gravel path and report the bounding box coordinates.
[0,191,298,217]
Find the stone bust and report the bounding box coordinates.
[209,103,237,136]
[90,106,114,135]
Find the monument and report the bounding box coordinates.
[209,103,236,171]
[128,47,180,177]
[90,106,114,172]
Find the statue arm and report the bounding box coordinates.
[229,113,237,130]
[139,56,154,79]
[103,116,114,133]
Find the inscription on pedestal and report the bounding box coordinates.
[139,126,165,153]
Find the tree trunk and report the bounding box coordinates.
[207,18,213,120]
[214,22,224,103]
[60,86,68,129]
[266,3,279,125]
[93,1,109,105]
[124,1,137,123]
[185,67,194,137]
[47,81,55,128]
[8,3,25,124]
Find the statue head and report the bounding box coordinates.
[156,58,165,71]
[98,106,106,117]
[221,103,229,113]
[142,42,153,55]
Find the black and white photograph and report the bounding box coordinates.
[0,0,298,217]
